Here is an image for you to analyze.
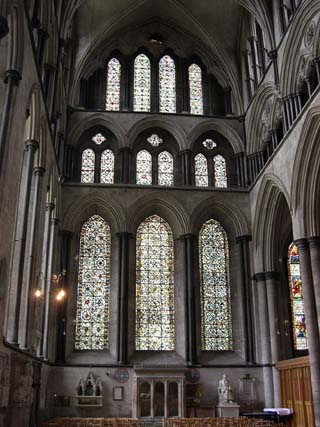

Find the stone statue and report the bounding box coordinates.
[218,374,234,404]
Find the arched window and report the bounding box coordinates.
[158,151,174,186]
[81,148,95,183]
[101,149,114,184]
[195,153,208,187]
[136,215,175,350]
[105,58,121,111]
[199,219,232,350]
[213,155,227,188]
[188,63,203,115]
[75,215,111,350]
[134,54,151,112]
[288,243,308,350]
[159,55,176,113]
[136,150,152,185]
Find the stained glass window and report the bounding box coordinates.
[81,148,95,183]
[188,64,203,115]
[214,155,227,188]
[148,134,163,147]
[136,215,175,350]
[159,55,176,113]
[134,54,151,112]
[101,149,114,184]
[106,58,121,111]
[195,153,208,187]
[158,151,174,186]
[199,219,232,350]
[75,215,111,350]
[136,150,152,185]
[92,133,106,145]
[288,243,308,350]
[203,138,217,150]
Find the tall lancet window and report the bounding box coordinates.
[158,151,174,186]
[75,215,111,350]
[81,148,95,183]
[101,149,115,184]
[136,215,175,350]
[195,153,208,187]
[288,243,308,350]
[136,150,152,185]
[213,155,227,188]
[105,58,121,111]
[199,219,232,350]
[159,55,176,113]
[134,54,151,112]
[188,63,203,115]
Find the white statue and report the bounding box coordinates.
[218,374,234,404]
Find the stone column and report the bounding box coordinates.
[236,236,255,364]
[254,273,274,407]
[0,69,22,174]
[119,147,131,184]
[223,86,232,115]
[265,272,281,407]
[243,50,253,100]
[20,166,45,350]
[295,239,320,426]
[248,36,259,90]
[308,237,320,331]
[268,50,279,86]
[5,139,38,345]
[180,150,192,186]
[41,216,59,360]
[116,232,132,364]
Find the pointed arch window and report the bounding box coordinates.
[106,58,121,111]
[188,63,203,115]
[81,148,95,183]
[159,55,176,113]
[75,215,111,350]
[213,155,227,188]
[101,149,115,184]
[134,54,151,112]
[199,219,232,350]
[158,151,174,186]
[195,153,208,187]
[288,243,308,350]
[136,150,152,185]
[136,215,175,350]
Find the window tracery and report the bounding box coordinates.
[75,215,111,350]
[134,54,151,112]
[136,215,175,350]
[106,58,121,111]
[81,148,95,183]
[195,153,208,187]
[158,151,174,186]
[188,64,203,115]
[136,150,152,185]
[199,219,232,351]
[159,55,176,113]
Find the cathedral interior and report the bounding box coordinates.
[1,0,320,426]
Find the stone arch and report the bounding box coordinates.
[127,192,188,238]
[291,105,320,238]
[280,2,320,95]
[127,116,186,151]
[63,192,126,235]
[187,119,244,154]
[253,174,291,272]
[68,114,127,148]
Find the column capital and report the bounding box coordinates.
[308,236,320,248]
[25,139,39,150]
[236,235,252,243]
[116,231,133,239]
[253,272,266,282]
[51,217,59,226]
[295,238,309,250]
[33,166,45,176]
[118,146,131,153]
[4,69,22,85]
[45,202,55,211]
[179,149,193,156]
[0,16,9,39]
[265,271,280,281]
[179,233,196,241]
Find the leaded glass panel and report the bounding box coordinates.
[148,134,163,147]
[195,153,208,187]
[101,149,114,184]
[158,151,174,186]
[288,243,308,350]
[92,133,106,145]
[81,148,95,183]
[75,215,111,350]
[136,150,152,185]
[203,138,217,150]
[188,63,203,115]
[134,54,151,112]
[159,55,176,113]
[214,155,227,188]
[136,215,175,350]
[199,219,232,350]
[106,58,121,111]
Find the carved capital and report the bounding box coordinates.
[4,69,22,85]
